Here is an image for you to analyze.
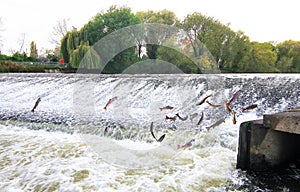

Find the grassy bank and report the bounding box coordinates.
[0,60,65,73]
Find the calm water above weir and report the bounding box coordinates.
[0,73,299,191]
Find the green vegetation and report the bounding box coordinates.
[1,6,300,73]
[0,60,63,73]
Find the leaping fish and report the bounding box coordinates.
[165,115,177,121]
[242,104,258,112]
[197,111,204,126]
[177,139,195,150]
[224,100,232,114]
[189,113,198,122]
[232,111,237,124]
[206,100,221,108]
[226,90,241,106]
[175,113,188,121]
[206,117,226,132]
[103,96,118,110]
[150,122,166,142]
[31,97,41,113]
[160,105,174,111]
[196,94,213,106]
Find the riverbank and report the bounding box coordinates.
[0,60,73,73]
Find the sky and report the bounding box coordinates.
[1,0,300,55]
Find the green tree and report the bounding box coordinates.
[70,42,90,68]
[30,41,38,60]
[238,42,277,72]
[61,6,141,71]
[60,32,70,63]
[136,10,178,59]
[276,40,300,72]
[181,12,238,71]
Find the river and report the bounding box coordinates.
[0,73,299,191]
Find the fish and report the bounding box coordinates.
[196,94,213,105]
[104,127,108,136]
[242,104,258,112]
[177,139,195,150]
[165,115,177,121]
[103,96,118,110]
[226,90,241,106]
[150,122,166,142]
[232,111,237,124]
[206,100,221,108]
[31,97,41,112]
[160,105,174,110]
[197,111,204,125]
[189,113,198,122]
[175,113,188,121]
[224,100,232,114]
[206,117,226,131]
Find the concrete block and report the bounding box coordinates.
[237,118,300,171]
[264,111,300,134]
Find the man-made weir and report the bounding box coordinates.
[0,73,299,191]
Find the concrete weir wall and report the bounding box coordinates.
[237,108,300,171]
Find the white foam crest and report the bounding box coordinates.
[0,122,242,191]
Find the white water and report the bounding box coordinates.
[0,73,299,191]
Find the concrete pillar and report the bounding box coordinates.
[237,118,300,171]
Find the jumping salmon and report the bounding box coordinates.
[226,90,241,106]
[232,111,237,124]
[103,96,118,110]
[196,94,213,105]
[177,139,195,150]
[206,117,226,132]
[206,100,221,108]
[189,113,198,122]
[242,104,258,112]
[160,105,174,111]
[150,122,166,142]
[31,97,41,113]
[175,113,188,121]
[197,111,204,126]
[165,115,177,121]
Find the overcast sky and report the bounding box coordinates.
[1,0,299,55]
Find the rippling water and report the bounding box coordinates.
[0,73,299,191]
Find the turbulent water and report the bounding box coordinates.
[0,73,299,191]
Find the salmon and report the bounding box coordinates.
[103,96,118,110]
[196,94,213,105]
[31,97,41,113]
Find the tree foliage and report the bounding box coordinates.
[30,41,38,60]
[56,8,300,73]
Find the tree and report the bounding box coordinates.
[238,42,277,72]
[30,41,38,60]
[136,10,178,59]
[17,33,26,53]
[276,40,300,72]
[181,12,238,71]
[50,18,69,46]
[61,6,142,71]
